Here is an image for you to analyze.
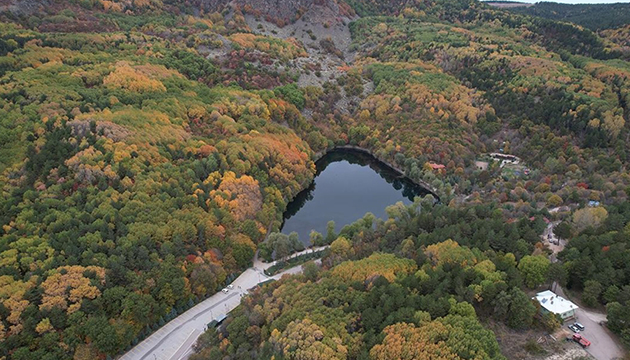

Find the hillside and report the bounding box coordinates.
[0,0,630,359]
[505,1,630,31]
[601,24,630,54]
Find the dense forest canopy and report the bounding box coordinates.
[0,0,629,359]
[504,1,630,31]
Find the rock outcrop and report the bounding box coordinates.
[190,0,354,26]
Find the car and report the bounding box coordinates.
[568,324,580,333]
[227,284,234,290]
[572,333,591,348]
[573,322,585,331]
[221,288,229,293]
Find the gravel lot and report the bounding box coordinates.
[572,308,626,360]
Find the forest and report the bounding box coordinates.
[504,2,630,31]
[194,196,630,358]
[0,0,629,359]
[191,200,553,360]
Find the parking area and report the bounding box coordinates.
[567,308,626,360]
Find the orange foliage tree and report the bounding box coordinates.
[210,171,263,222]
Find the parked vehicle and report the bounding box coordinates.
[568,324,580,333]
[221,288,229,293]
[227,284,234,290]
[573,334,591,348]
[207,314,227,330]
[573,322,585,331]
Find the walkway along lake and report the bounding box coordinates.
[281,148,433,245]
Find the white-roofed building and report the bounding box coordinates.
[534,290,578,321]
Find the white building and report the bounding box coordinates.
[534,290,578,321]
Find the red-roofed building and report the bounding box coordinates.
[429,163,445,170]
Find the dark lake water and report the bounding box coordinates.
[281,149,431,245]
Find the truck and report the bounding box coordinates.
[572,334,591,348]
[206,314,228,331]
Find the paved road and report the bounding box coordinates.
[118,247,328,360]
[253,245,329,271]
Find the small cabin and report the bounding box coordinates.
[429,163,445,170]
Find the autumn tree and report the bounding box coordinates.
[40,266,106,314]
[425,239,477,268]
[330,253,417,283]
[210,171,263,222]
[573,207,608,233]
[370,322,459,360]
[103,61,167,93]
[270,319,347,360]
[371,316,505,360]
[330,236,354,259]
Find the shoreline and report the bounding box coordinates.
[265,145,440,243]
[314,145,439,197]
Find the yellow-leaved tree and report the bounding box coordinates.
[370,322,458,360]
[103,62,166,93]
[270,319,348,360]
[330,253,417,283]
[40,266,106,314]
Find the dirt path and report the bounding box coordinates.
[542,221,565,262]
[543,348,590,360]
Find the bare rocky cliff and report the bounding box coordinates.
[188,0,354,26]
[1,0,353,29]
[0,0,50,17]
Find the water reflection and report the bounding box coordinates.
[281,149,430,244]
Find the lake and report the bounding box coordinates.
[281,149,431,245]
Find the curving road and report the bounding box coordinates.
[118,247,328,360]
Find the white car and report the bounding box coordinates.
[227,284,234,290]
[221,288,229,293]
